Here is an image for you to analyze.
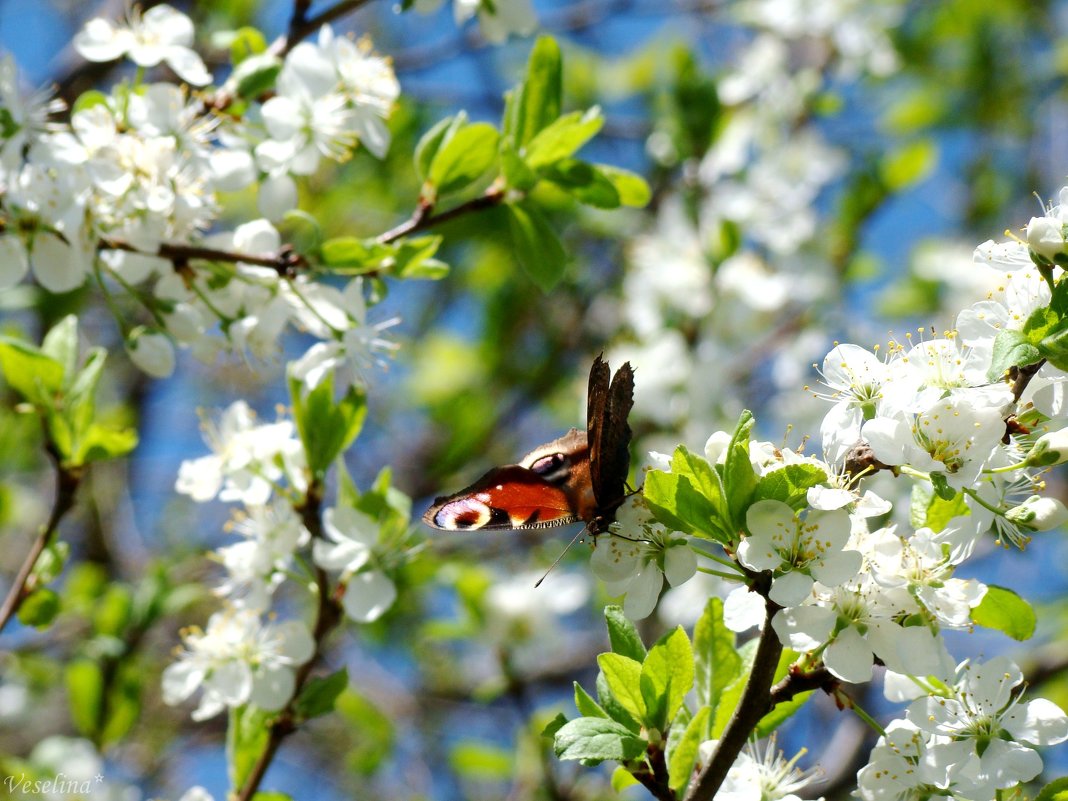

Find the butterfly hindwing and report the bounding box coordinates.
[423,464,579,531]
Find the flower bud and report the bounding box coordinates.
[704,431,731,464]
[1026,216,1065,261]
[127,327,176,378]
[1027,430,1068,467]
[1005,495,1068,531]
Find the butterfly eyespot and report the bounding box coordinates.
[529,453,567,475]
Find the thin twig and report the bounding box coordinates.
[683,590,783,801]
[376,187,506,244]
[0,455,81,635]
[97,235,307,275]
[233,481,343,801]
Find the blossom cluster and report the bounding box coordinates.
[164,400,398,720]
[0,6,397,383]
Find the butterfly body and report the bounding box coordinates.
[423,357,634,534]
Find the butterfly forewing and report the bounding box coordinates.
[423,465,579,530]
[588,357,634,517]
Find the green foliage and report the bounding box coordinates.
[604,604,647,662]
[640,627,694,731]
[289,371,367,479]
[553,717,646,764]
[450,741,514,780]
[1035,777,1068,801]
[228,705,273,790]
[667,705,710,793]
[972,585,1037,641]
[693,598,742,711]
[320,235,447,279]
[505,202,567,290]
[0,316,138,466]
[295,668,349,721]
[754,464,829,511]
[18,587,60,628]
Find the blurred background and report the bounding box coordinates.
[2,0,1068,799]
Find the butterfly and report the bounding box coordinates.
[423,355,635,536]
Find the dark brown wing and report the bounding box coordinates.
[588,357,634,516]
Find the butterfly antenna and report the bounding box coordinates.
[534,525,588,588]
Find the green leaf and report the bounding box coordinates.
[1035,777,1068,801]
[987,328,1043,381]
[574,681,608,718]
[41,314,78,382]
[499,137,537,191]
[667,706,710,793]
[506,202,566,291]
[972,585,1036,641]
[711,639,757,739]
[929,471,956,501]
[100,660,141,746]
[724,411,757,527]
[509,36,562,147]
[754,464,828,511]
[228,705,272,790]
[290,374,368,478]
[231,52,282,99]
[597,671,640,732]
[427,122,499,198]
[611,766,640,792]
[66,658,103,737]
[320,236,380,271]
[18,587,61,628]
[541,160,620,209]
[644,469,728,542]
[77,423,139,463]
[910,482,969,532]
[71,90,110,117]
[0,338,64,405]
[525,108,603,168]
[542,712,569,739]
[229,26,268,64]
[605,604,647,662]
[670,446,726,515]
[295,668,349,720]
[880,139,937,190]
[693,597,741,710]
[554,717,647,763]
[415,116,458,180]
[251,794,292,801]
[597,165,651,207]
[640,627,694,730]
[93,584,133,637]
[597,653,647,724]
[392,235,447,280]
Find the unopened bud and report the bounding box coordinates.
[1026,216,1066,261]
[1027,430,1068,467]
[127,327,176,378]
[1005,495,1068,531]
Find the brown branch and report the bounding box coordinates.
[233,481,343,801]
[376,187,506,245]
[279,0,378,57]
[0,454,82,635]
[683,594,783,801]
[768,665,836,708]
[97,235,308,276]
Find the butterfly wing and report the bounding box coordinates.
[423,464,580,531]
[588,357,634,519]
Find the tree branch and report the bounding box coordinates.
[376,187,506,245]
[0,453,81,635]
[97,235,308,276]
[232,481,344,801]
[683,595,783,801]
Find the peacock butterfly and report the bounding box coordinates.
[423,355,634,535]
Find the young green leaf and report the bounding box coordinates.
[415,115,458,180]
[18,587,61,628]
[668,705,711,793]
[605,604,647,662]
[289,374,368,478]
[639,626,694,729]
[540,160,621,208]
[510,36,562,147]
[597,653,647,724]
[972,585,1036,641]
[0,338,64,405]
[597,671,641,732]
[693,597,742,710]
[986,327,1042,382]
[754,464,828,511]
[66,658,104,737]
[554,717,647,763]
[596,165,651,207]
[295,667,349,721]
[227,705,272,790]
[41,314,79,382]
[506,202,567,291]
[426,122,499,198]
[524,108,603,169]
[575,681,609,718]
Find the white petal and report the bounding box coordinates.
[0,236,29,289]
[32,233,88,293]
[770,605,835,652]
[621,567,662,620]
[723,586,766,632]
[249,666,296,711]
[161,661,205,704]
[73,18,129,62]
[258,173,298,220]
[824,626,874,683]
[768,571,813,607]
[206,660,252,707]
[164,46,213,86]
[663,542,696,586]
[342,570,397,622]
[274,620,316,663]
[1004,698,1068,746]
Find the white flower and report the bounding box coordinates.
[698,737,821,801]
[179,789,215,801]
[175,401,305,505]
[216,502,311,611]
[73,4,212,86]
[0,54,64,169]
[126,327,176,378]
[313,505,396,623]
[162,609,314,720]
[856,720,976,801]
[591,509,696,621]
[321,27,399,159]
[453,0,538,43]
[738,500,861,607]
[907,656,1068,793]
[815,343,895,463]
